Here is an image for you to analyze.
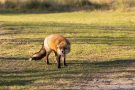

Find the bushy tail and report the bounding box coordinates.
[29,44,46,61]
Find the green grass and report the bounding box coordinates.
[0,11,135,89]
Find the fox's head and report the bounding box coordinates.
[57,40,70,56]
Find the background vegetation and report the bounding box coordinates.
[0,0,135,12]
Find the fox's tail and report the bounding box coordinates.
[29,44,46,61]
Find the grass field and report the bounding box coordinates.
[0,11,135,89]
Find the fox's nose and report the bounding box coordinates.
[62,51,64,54]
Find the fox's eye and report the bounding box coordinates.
[58,47,62,49]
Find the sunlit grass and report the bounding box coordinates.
[0,11,135,89]
[0,11,135,26]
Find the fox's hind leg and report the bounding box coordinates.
[45,51,51,65]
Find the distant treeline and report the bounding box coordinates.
[0,0,135,12]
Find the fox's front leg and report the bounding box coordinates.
[56,55,61,68]
[64,55,67,66]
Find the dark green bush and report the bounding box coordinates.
[0,0,135,12]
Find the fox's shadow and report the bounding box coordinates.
[0,57,28,60]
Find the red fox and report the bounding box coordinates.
[29,34,71,68]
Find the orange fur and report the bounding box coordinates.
[30,34,71,68]
[46,34,70,52]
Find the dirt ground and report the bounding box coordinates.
[64,62,135,90]
[70,76,135,90]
